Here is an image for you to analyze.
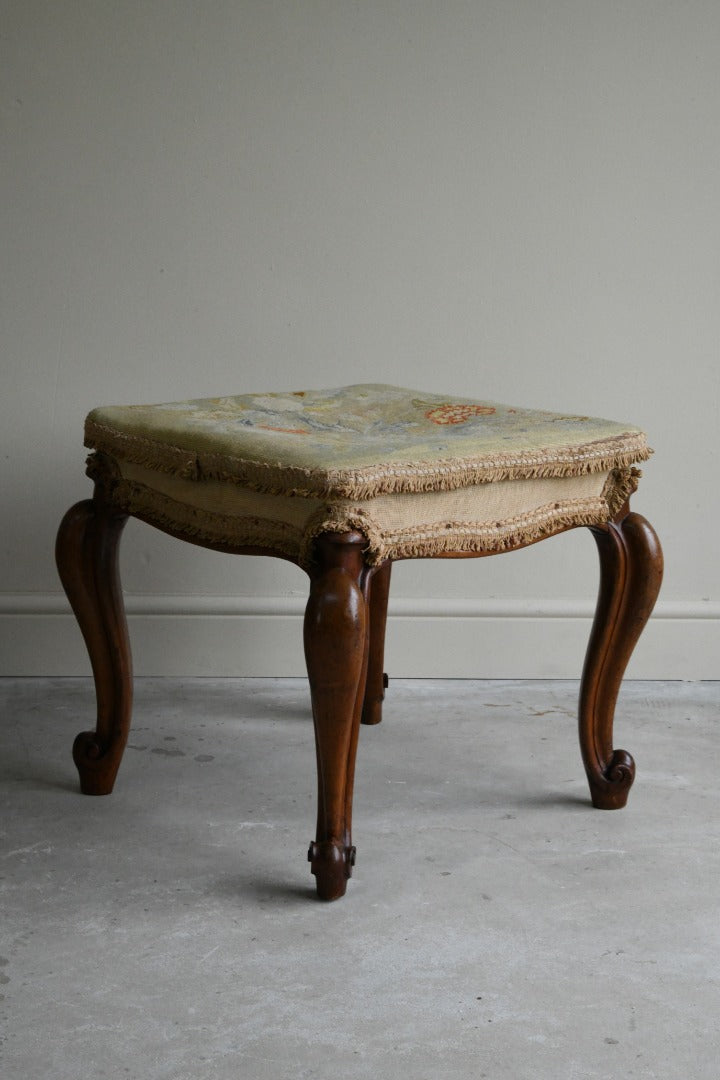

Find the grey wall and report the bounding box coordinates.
[2,1,718,676]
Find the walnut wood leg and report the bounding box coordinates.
[579,511,663,809]
[55,499,133,796]
[304,533,370,900]
[361,559,392,726]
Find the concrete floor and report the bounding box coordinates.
[1,678,718,1080]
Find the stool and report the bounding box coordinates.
[56,383,662,901]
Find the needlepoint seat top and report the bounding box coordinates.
[85,383,650,500]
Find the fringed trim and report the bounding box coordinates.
[85,417,651,500]
[302,467,642,566]
[87,454,304,561]
[300,509,387,569]
[303,502,600,566]
[86,454,642,571]
[603,465,641,514]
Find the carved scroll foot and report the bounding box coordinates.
[308,841,357,900]
[580,511,663,809]
[362,560,392,726]
[55,499,133,796]
[304,533,369,900]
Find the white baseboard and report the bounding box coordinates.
[1,594,718,679]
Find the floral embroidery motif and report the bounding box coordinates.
[425,403,497,425]
[87,385,649,486]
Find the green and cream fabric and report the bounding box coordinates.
[85,384,651,565]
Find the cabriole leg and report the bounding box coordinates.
[304,532,370,900]
[362,559,392,726]
[579,511,663,809]
[56,499,133,796]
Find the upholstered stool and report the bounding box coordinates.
[56,384,662,900]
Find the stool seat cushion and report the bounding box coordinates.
[85,384,651,565]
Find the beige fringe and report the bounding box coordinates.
[87,454,640,570]
[87,454,304,560]
[301,468,639,566]
[85,417,651,500]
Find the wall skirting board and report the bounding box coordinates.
[1,594,717,679]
